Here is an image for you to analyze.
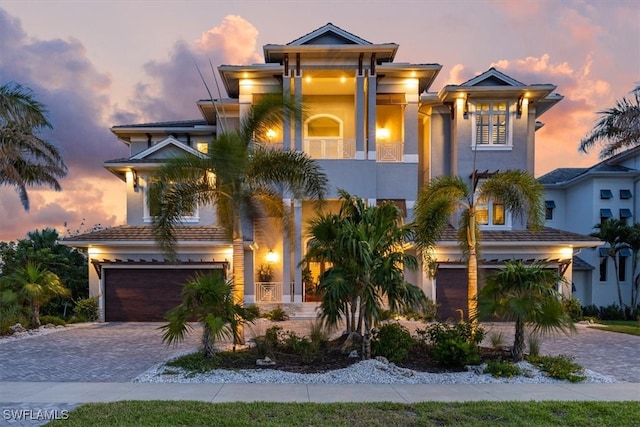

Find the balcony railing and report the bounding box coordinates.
[376,142,404,162]
[256,282,283,302]
[303,138,356,159]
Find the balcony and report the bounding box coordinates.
[303,138,356,159]
[256,282,283,302]
[376,141,404,162]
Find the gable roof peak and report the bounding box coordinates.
[461,67,526,87]
[287,22,372,46]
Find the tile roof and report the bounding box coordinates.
[437,226,601,243]
[63,225,230,243]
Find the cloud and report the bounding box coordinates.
[488,53,610,175]
[127,15,262,122]
[0,12,264,242]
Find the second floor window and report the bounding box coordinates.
[475,102,508,146]
[146,180,197,221]
[476,196,506,227]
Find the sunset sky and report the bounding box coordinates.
[1,0,639,242]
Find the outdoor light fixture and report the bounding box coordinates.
[376,127,389,139]
[517,94,526,117]
[265,250,278,264]
[460,93,469,118]
[266,128,276,142]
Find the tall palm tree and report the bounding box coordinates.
[151,95,327,341]
[10,262,70,327]
[413,170,545,322]
[160,273,255,356]
[304,190,425,359]
[579,85,640,159]
[477,260,575,361]
[591,218,628,313]
[0,82,68,210]
[625,222,640,309]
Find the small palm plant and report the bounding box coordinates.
[11,262,70,328]
[160,273,257,357]
[477,260,575,361]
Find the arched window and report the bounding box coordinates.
[304,114,344,159]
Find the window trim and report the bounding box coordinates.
[143,177,200,223]
[471,101,514,151]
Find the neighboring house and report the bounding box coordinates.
[63,23,599,322]
[540,146,640,308]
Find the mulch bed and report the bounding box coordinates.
[209,334,512,374]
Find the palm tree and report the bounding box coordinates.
[0,82,68,210]
[160,273,256,356]
[10,262,70,327]
[591,218,628,313]
[413,170,545,322]
[625,222,640,309]
[151,95,327,341]
[477,260,575,361]
[579,85,640,159]
[304,190,425,359]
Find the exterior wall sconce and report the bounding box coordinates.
[376,127,389,140]
[462,93,469,118]
[126,169,139,191]
[266,128,276,142]
[517,94,526,117]
[265,249,278,264]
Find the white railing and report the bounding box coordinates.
[303,138,356,159]
[256,282,283,302]
[376,141,404,162]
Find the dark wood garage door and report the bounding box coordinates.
[104,268,220,321]
[435,269,468,322]
[435,268,499,322]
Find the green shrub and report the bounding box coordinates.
[527,333,542,357]
[371,323,414,363]
[245,304,261,319]
[422,322,485,367]
[73,296,99,321]
[485,359,522,378]
[253,325,281,357]
[562,297,583,322]
[263,305,289,321]
[308,320,329,349]
[527,354,586,383]
[488,331,506,349]
[40,315,66,326]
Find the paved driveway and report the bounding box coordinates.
[481,322,640,382]
[0,323,201,382]
[0,321,638,383]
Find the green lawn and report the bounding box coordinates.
[588,320,640,336]
[46,401,640,427]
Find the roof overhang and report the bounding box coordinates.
[263,43,399,64]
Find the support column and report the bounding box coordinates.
[283,73,292,150]
[282,199,292,302]
[293,199,303,302]
[294,55,303,152]
[355,72,365,159]
[404,93,419,163]
[367,69,377,160]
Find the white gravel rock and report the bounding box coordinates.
[133,357,618,385]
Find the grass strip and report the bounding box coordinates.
[47,401,640,427]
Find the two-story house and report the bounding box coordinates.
[540,146,640,308]
[64,23,599,322]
